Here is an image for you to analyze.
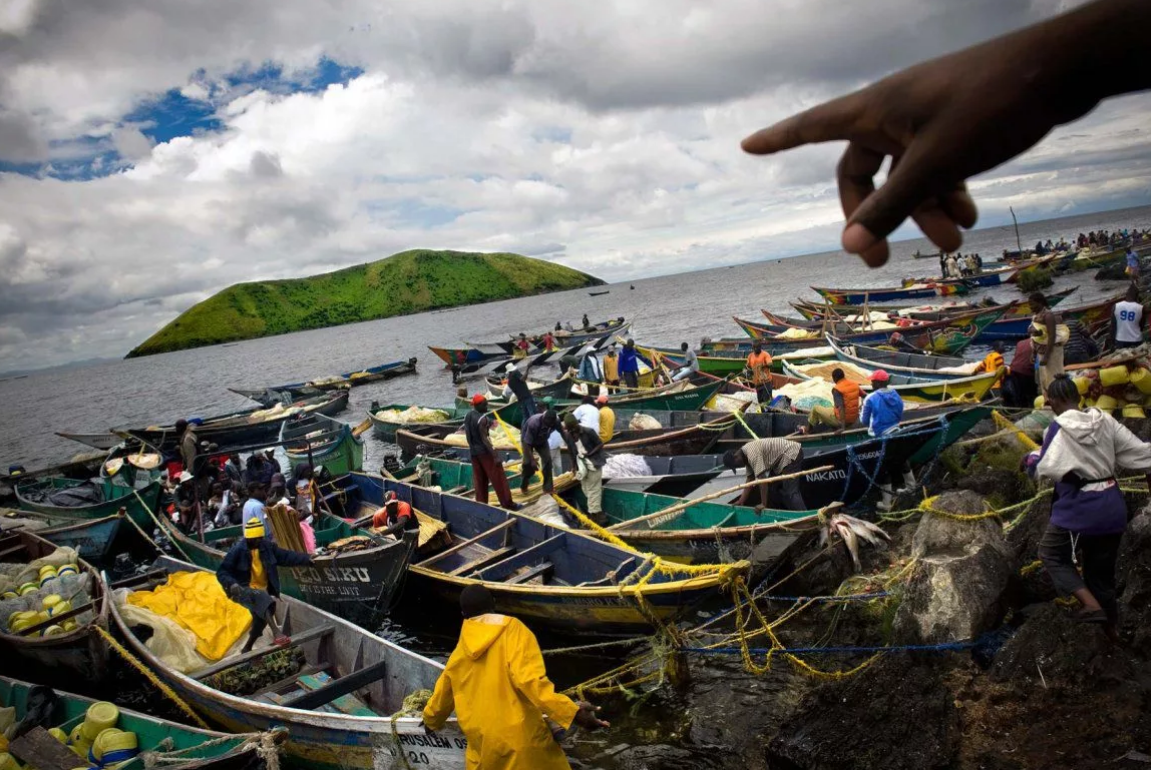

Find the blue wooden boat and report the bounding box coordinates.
[813,281,972,306]
[40,513,125,562]
[337,472,748,634]
[110,556,464,770]
[229,358,417,403]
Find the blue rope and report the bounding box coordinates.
[685,640,976,656]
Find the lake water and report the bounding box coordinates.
[4,204,1147,472]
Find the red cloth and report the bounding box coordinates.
[371,501,413,528]
[1010,338,1035,376]
[471,454,514,508]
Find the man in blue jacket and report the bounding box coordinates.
[860,370,915,511]
[217,517,313,652]
[618,340,640,390]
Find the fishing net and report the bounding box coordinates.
[628,414,663,431]
[517,497,568,528]
[375,406,451,425]
[603,454,653,479]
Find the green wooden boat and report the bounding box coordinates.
[156,514,414,629]
[367,402,468,443]
[635,344,748,376]
[14,477,162,532]
[0,676,271,770]
[280,413,365,476]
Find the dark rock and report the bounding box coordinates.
[955,467,1026,506]
[766,658,959,770]
[1117,509,1151,650]
[893,491,1015,645]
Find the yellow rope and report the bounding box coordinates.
[95,626,211,729]
[992,409,1039,450]
[491,411,523,458]
[731,409,760,439]
[1020,559,1044,576]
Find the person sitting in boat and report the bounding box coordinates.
[541,330,557,352]
[977,341,1006,391]
[209,482,239,528]
[353,490,419,538]
[582,313,591,330]
[722,438,806,511]
[672,342,699,382]
[264,448,282,478]
[964,253,978,275]
[217,517,313,653]
[807,367,862,432]
[1025,375,1151,637]
[242,452,271,487]
[520,408,561,495]
[423,584,609,770]
[563,413,607,525]
[513,333,531,359]
[746,341,773,405]
[223,453,244,486]
[603,345,620,392]
[555,321,563,332]
[861,370,916,510]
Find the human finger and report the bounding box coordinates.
[939,185,978,229]
[836,142,890,266]
[912,202,963,254]
[844,137,948,254]
[741,92,863,155]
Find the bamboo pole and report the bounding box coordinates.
[133,489,195,562]
[606,464,833,531]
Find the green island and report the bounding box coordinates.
[126,249,604,357]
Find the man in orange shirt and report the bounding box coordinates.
[746,341,774,406]
[807,368,863,431]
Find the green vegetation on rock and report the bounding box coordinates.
[127,250,604,357]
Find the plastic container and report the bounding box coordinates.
[17,582,38,596]
[47,600,72,618]
[1095,394,1119,411]
[56,565,78,578]
[93,729,137,766]
[48,728,68,743]
[41,594,63,611]
[1073,377,1091,395]
[1123,404,1146,418]
[80,702,119,742]
[1131,367,1151,394]
[0,751,20,770]
[1033,396,1046,409]
[1100,365,1131,387]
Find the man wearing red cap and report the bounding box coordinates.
[463,394,519,510]
[861,370,915,510]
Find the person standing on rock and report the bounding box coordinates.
[1027,374,1151,631]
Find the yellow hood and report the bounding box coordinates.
[460,613,511,660]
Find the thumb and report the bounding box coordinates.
[842,142,942,255]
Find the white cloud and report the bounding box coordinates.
[0,0,1149,371]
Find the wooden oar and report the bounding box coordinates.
[605,464,833,531]
[351,418,373,438]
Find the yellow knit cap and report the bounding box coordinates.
[244,517,265,539]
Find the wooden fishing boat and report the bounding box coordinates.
[736,306,1006,356]
[367,402,470,443]
[781,359,999,403]
[827,337,985,382]
[40,513,125,562]
[899,256,1052,288]
[110,556,464,770]
[0,676,271,770]
[155,515,415,629]
[0,530,110,681]
[427,342,511,367]
[394,412,735,464]
[338,472,747,632]
[529,319,631,350]
[229,357,418,403]
[813,281,972,305]
[634,345,747,377]
[54,431,122,451]
[589,290,610,296]
[279,414,365,476]
[15,477,162,532]
[117,392,350,454]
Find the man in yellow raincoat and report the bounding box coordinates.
[423,584,608,769]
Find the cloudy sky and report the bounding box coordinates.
[1,0,1149,371]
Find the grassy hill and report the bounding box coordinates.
[127,249,604,357]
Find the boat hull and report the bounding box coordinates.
[15,478,161,532]
[40,514,124,562]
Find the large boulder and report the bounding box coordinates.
[1117,508,1151,650]
[893,491,1015,645]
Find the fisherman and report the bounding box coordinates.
[504,368,537,431]
[554,321,563,332]
[1027,375,1151,637]
[1112,283,1145,349]
[264,447,282,477]
[1063,318,1098,366]
[1126,246,1141,282]
[746,341,773,405]
[578,349,603,388]
[422,584,608,769]
[582,313,591,330]
[242,482,269,533]
[216,516,313,653]
[807,367,862,432]
[1004,337,1038,408]
[513,333,531,359]
[977,341,1006,390]
[673,342,698,382]
[176,419,197,475]
[603,345,620,392]
[541,330,557,352]
[618,339,641,390]
[572,394,601,434]
[861,370,916,510]
[352,490,419,537]
[464,394,519,510]
[1030,292,1066,392]
[563,413,607,524]
[520,408,560,495]
[722,437,806,511]
[964,253,978,276]
[596,394,615,443]
[945,253,960,279]
[223,453,244,486]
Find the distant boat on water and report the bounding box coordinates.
[589,290,610,296]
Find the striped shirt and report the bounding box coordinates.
[742,438,802,479]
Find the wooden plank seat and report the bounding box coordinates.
[474,534,567,582]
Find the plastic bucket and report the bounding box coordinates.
[1100,365,1131,387]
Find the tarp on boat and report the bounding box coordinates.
[127,571,250,662]
[20,482,104,508]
